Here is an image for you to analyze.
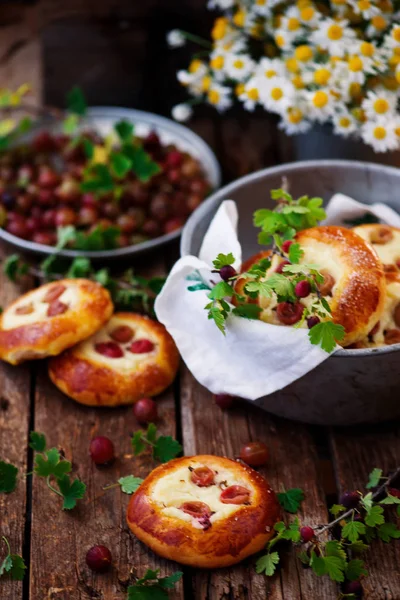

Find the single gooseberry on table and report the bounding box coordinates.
[89,436,115,465]
[239,442,269,467]
[86,545,112,572]
[133,398,158,424]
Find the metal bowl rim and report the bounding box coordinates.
[0,106,222,259]
[180,158,400,358]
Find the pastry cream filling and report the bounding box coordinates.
[369,279,400,346]
[355,228,400,266]
[2,286,79,330]
[257,243,345,325]
[78,315,159,373]
[150,462,253,529]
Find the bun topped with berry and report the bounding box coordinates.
[48,312,179,406]
[127,454,280,568]
[0,279,113,365]
[235,226,386,347]
[352,224,400,273]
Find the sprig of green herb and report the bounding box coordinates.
[277,488,305,514]
[127,568,183,599]
[0,461,18,493]
[131,424,182,463]
[0,537,26,581]
[103,475,144,495]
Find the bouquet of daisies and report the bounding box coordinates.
[169,0,400,153]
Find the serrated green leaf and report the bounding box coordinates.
[380,494,400,505]
[345,559,368,581]
[277,488,304,513]
[0,461,18,493]
[29,431,46,452]
[131,431,146,455]
[81,164,114,194]
[3,254,27,282]
[212,252,235,270]
[115,120,134,142]
[342,520,366,543]
[66,257,92,278]
[366,468,382,489]
[57,474,86,510]
[255,551,280,576]
[56,225,77,249]
[365,505,385,527]
[310,553,326,577]
[0,554,12,576]
[330,504,346,517]
[361,492,373,512]
[146,423,157,443]
[158,571,183,589]
[377,522,400,542]
[323,556,346,582]
[208,281,233,301]
[308,321,345,353]
[34,448,71,478]
[126,144,161,183]
[118,475,144,494]
[325,540,347,562]
[232,304,262,320]
[153,436,182,463]
[110,151,133,179]
[67,86,87,115]
[288,242,303,264]
[8,554,26,581]
[208,306,227,334]
[348,540,369,553]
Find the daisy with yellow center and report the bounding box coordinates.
[177,61,207,94]
[333,112,357,136]
[362,120,399,152]
[346,54,376,84]
[279,105,311,134]
[211,17,229,41]
[313,67,332,86]
[306,89,335,122]
[362,89,397,119]
[367,14,389,37]
[312,18,356,57]
[350,0,380,19]
[260,77,295,114]
[274,29,296,50]
[239,77,261,110]
[294,44,314,62]
[256,58,285,81]
[207,83,232,112]
[225,53,255,81]
[386,25,400,48]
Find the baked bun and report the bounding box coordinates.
[352,224,400,273]
[0,279,113,365]
[235,226,386,347]
[48,313,179,406]
[356,272,400,348]
[127,455,280,568]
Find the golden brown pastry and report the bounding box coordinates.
[235,226,386,347]
[48,312,179,406]
[0,279,113,365]
[352,224,400,273]
[127,455,280,568]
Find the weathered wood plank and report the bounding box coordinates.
[330,425,400,600]
[0,245,32,600]
[180,367,338,599]
[29,259,184,600]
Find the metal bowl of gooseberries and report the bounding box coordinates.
[0,107,221,261]
[181,160,400,425]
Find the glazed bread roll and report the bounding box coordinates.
[48,312,179,406]
[235,226,386,347]
[352,224,400,273]
[0,279,113,365]
[127,455,280,568]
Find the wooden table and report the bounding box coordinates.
[1,4,400,599]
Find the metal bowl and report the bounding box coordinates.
[0,107,221,261]
[181,160,400,425]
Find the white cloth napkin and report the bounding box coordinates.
[155,194,400,401]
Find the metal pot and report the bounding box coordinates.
[181,160,400,425]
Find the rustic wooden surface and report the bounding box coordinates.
[1,2,400,599]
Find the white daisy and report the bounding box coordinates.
[172,103,193,122]
[362,120,399,153]
[279,105,312,134]
[349,0,380,19]
[252,0,281,17]
[177,61,208,96]
[214,35,247,56]
[274,28,296,51]
[255,57,286,81]
[350,40,387,72]
[366,14,390,38]
[297,3,322,27]
[259,77,296,115]
[239,77,261,111]
[333,112,358,137]
[362,89,398,119]
[280,13,304,39]
[306,89,335,123]
[209,50,228,80]
[311,19,356,57]
[342,54,376,84]
[166,30,186,48]
[207,83,232,112]
[385,24,400,48]
[225,53,255,81]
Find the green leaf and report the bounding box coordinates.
[325,540,346,562]
[73,225,120,251]
[34,448,71,478]
[56,474,86,510]
[8,554,26,581]
[330,504,346,517]
[208,305,227,334]
[253,209,287,234]
[126,144,161,183]
[110,151,133,179]
[67,86,87,115]
[118,475,143,494]
[308,321,345,353]
[282,204,310,215]
[310,553,327,577]
[62,113,79,135]
[270,188,293,202]
[348,540,369,554]
[128,586,168,600]
[366,468,382,489]
[246,257,271,277]
[115,120,134,142]
[361,492,373,512]
[208,281,233,300]
[342,520,366,543]
[265,273,295,300]
[3,254,28,282]
[153,436,182,463]
[56,225,77,249]
[245,280,273,298]
[81,164,114,194]
[158,571,184,589]
[255,551,280,576]
[146,423,157,444]
[232,304,262,320]
[131,431,146,456]
[0,461,18,493]
[277,488,304,514]
[29,431,46,452]
[212,252,235,270]
[281,520,301,543]
[127,568,183,600]
[258,231,273,246]
[377,522,400,542]
[380,494,400,505]
[364,505,385,527]
[288,243,303,264]
[0,554,12,576]
[323,556,346,582]
[66,257,92,278]
[345,559,368,581]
